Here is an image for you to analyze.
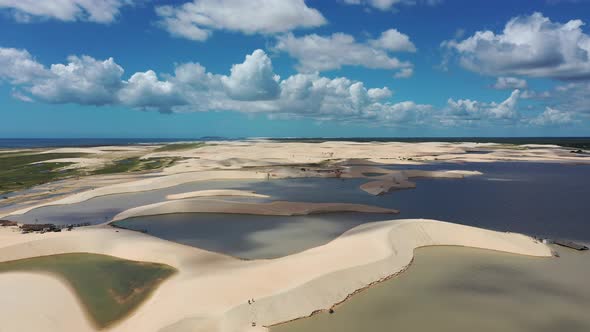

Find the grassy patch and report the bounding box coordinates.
[0,253,176,328]
[154,142,206,152]
[90,157,178,175]
[0,153,87,194]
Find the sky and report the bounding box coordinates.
[1,0,590,138]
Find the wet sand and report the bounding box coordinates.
[273,245,590,332]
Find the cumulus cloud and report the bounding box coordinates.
[492,77,528,90]
[221,50,280,101]
[530,107,575,126]
[369,29,416,52]
[0,0,134,23]
[3,47,575,128]
[155,0,326,41]
[274,32,413,73]
[0,47,434,125]
[444,12,590,80]
[32,56,125,106]
[0,48,48,84]
[446,89,521,121]
[342,0,442,11]
[119,71,187,112]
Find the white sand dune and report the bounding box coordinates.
[31,157,107,170]
[110,199,399,222]
[166,190,269,200]
[0,272,96,332]
[0,219,551,332]
[5,170,271,217]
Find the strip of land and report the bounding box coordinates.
[110,199,399,222]
[166,190,269,200]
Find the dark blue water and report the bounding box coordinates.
[240,162,590,241]
[2,137,590,149]
[9,162,590,257]
[0,137,233,149]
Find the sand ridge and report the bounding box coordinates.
[166,190,269,200]
[109,199,399,222]
[0,219,551,332]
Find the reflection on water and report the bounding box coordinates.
[8,179,266,225]
[272,246,590,332]
[113,212,393,259]
[11,162,590,244]
[238,162,590,241]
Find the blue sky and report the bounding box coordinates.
[1,0,590,138]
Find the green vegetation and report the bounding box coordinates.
[90,157,179,175]
[0,253,176,328]
[154,142,206,152]
[0,152,87,194]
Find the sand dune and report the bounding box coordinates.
[110,199,399,222]
[166,190,269,200]
[0,140,579,332]
[0,219,551,332]
[0,272,96,332]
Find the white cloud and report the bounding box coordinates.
[394,67,413,78]
[444,12,590,80]
[446,89,521,121]
[31,55,124,105]
[369,28,416,52]
[274,32,412,72]
[342,0,442,11]
[0,47,437,126]
[221,50,280,101]
[5,47,572,128]
[367,87,393,99]
[492,77,528,90]
[0,0,133,23]
[0,48,48,84]
[119,70,187,112]
[155,0,326,41]
[10,88,33,102]
[530,106,575,126]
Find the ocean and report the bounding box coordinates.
[1,137,589,149]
